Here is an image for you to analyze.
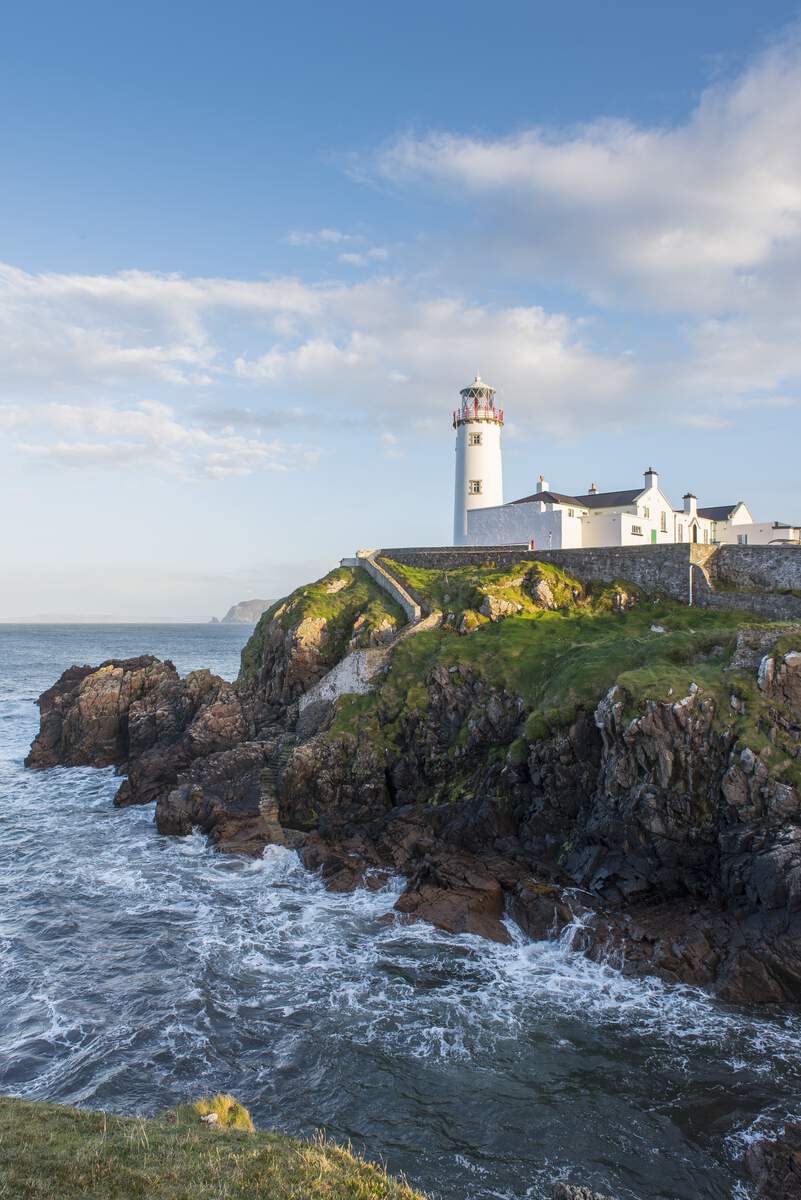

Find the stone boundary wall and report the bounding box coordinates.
[711,545,801,593]
[697,591,801,620]
[380,544,702,604]
[372,544,801,618]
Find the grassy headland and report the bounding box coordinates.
[0,1094,424,1200]
[327,560,801,792]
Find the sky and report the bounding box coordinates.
[2,0,801,620]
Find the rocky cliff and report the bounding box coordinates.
[219,598,272,624]
[26,559,801,1009]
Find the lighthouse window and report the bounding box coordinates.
[468,480,482,495]
[469,433,482,446]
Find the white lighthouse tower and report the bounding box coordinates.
[452,374,504,545]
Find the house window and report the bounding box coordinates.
[703,529,708,544]
[468,479,482,495]
[643,506,650,518]
[678,524,684,542]
[660,512,667,533]
[631,524,643,536]
[468,432,482,446]
[737,533,749,545]
[567,508,574,517]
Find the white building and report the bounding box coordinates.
[451,377,800,549]
[453,375,504,545]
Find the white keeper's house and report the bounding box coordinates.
[452,374,800,550]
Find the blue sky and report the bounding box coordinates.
[2,1,801,619]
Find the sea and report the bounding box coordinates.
[1,622,800,1199]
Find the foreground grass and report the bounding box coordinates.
[0,1095,425,1200]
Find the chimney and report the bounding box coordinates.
[644,467,658,490]
[589,483,598,494]
[683,492,697,517]
[537,474,549,494]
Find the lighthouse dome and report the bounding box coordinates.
[460,373,496,402]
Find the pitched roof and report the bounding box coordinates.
[574,488,642,509]
[511,487,644,510]
[510,490,584,507]
[697,504,740,521]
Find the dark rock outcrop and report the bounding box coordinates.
[551,1185,615,1200]
[746,1122,801,1199]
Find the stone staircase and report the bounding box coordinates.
[258,733,299,839]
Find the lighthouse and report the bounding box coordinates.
[452,374,504,545]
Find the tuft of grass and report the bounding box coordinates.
[0,1094,426,1200]
[186,1094,255,1133]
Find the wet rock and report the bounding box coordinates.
[395,852,511,943]
[551,1185,615,1200]
[155,741,275,853]
[745,1121,801,1199]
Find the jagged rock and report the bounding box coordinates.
[745,1122,801,1199]
[764,650,801,717]
[479,594,520,620]
[395,852,511,942]
[155,741,275,853]
[551,1184,615,1200]
[26,657,207,771]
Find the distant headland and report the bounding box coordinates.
[210,598,273,625]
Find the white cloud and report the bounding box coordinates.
[0,261,643,439]
[286,228,360,246]
[338,246,389,267]
[10,400,318,479]
[371,32,801,312]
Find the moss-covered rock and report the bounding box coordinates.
[238,567,406,708]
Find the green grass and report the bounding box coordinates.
[379,557,577,619]
[239,567,406,682]
[325,584,801,793]
[379,558,643,623]
[379,599,742,715]
[0,1095,425,1200]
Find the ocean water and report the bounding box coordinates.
[1,623,799,1199]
